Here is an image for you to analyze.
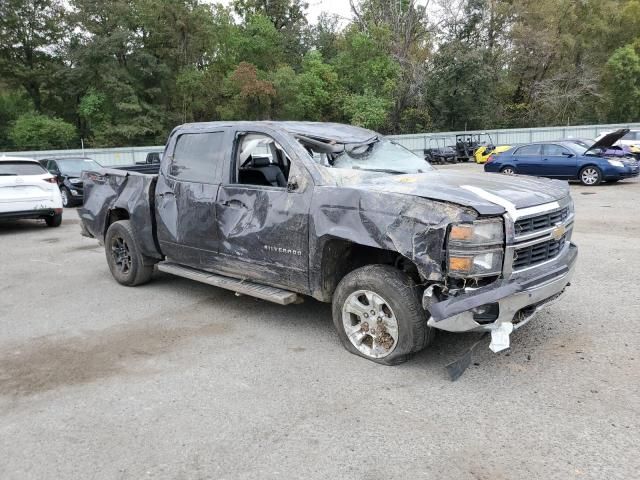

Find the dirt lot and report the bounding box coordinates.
[1,164,639,479]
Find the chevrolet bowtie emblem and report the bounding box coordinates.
[551,224,566,240]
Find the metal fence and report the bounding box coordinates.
[3,122,640,163]
[388,122,640,154]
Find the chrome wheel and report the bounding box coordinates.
[110,236,132,274]
[581,167,600,185]
[60,188,69,207]
[341,290,399,359]
[501,167,515,175]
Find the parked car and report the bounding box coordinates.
[0,156,63,226]
[135,151,163,165]
[79,121,577,366]
[484,129,640,185]
[39,157,103,207]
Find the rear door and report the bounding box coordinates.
[512,144,543,174]
[541,144,578,178]
[155,128,229,268]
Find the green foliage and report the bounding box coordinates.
[9,113,76,150]
[2,0,640,151]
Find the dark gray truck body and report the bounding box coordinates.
[80,121,577,364]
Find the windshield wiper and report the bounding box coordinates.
[353,167,408,175]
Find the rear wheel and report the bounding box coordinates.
[500,166,515,175]
[105,220,153,286]
[45,213,62,227]
[332,265,433,365]
[579,166,602,186]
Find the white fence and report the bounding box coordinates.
[3,122,640,163]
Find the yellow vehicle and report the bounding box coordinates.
[474,144,512,164]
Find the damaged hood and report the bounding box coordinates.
[344,170,569,215]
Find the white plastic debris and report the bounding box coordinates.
[489,322,514,353]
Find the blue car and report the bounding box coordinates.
[484,129,640,185]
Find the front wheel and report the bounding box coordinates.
[579,166,602,186]
[105,220,153,286]
[332,265,433,365]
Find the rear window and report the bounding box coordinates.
[171,132,224,183]
[515,144,542,156]
[0,161,48,176]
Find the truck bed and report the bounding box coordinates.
[79,168,162,262]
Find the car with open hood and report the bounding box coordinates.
[0,156,63,226]
[78,121,577,374]
[484,129,639,185]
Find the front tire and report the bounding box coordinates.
[579,166,602,186]
[105,220,153,286]
[332,265,433,365]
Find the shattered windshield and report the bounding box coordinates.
[298,136,432,174]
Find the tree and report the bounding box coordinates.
[9,112,76,149]
[603,44,640,122]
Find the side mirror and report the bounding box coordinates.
[287,177,299,192]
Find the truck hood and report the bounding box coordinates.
[348,170,569,215]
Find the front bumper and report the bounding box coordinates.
[603,164,639,180]
[426,242,577,332]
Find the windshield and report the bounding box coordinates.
[0,161,48,176]
[57,158,101,176]
[300,137,432,174]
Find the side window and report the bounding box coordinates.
[544,144,569,156]
[234,133,290,188]
[170,132,223,183]
[515,144,541,156]
[47,160,59,173]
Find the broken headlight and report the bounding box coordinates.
[447,218,504,278]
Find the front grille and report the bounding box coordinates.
[515,207,569,235]
[513,235,566,269]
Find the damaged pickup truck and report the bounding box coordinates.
[79,121,577,366]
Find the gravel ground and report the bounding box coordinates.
[1,165,639,479]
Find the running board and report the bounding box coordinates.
[156,262,300,305]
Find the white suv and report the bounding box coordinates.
[0,156,64,227]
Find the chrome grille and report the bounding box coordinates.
[515,207,569,235]
[513,235,566,270]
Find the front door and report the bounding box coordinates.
[541,144,578,178]
[155,129,227,268]
[214,129,312,292]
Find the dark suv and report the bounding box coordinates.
[40,157,102,207]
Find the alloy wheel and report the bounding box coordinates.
[341,290,399,359]
[110,236,132,274]
[581,168,599,185]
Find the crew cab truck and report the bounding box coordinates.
[79,121,578,365]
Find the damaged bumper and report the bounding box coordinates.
[426,242,577,332]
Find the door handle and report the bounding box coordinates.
[158,191,175,198]
[219,199,247,209]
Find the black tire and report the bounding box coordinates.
[332,265,434,365]
[60,187,73,207]
[500,166,515,175]
[579,166,602,186]
[104,220,153,286]
[45,213,62,227]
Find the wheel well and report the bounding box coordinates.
[318,239,421,301]
[104,208,130,236]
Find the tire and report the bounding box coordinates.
[500,166,515,175]
[60,187,73,207]
[45,213,62,227]
[104,220,153,286]
[332,265,433,365]
[579,166,602,186]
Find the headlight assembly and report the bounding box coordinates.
[447,218,504,278]
[608,159,624,168]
